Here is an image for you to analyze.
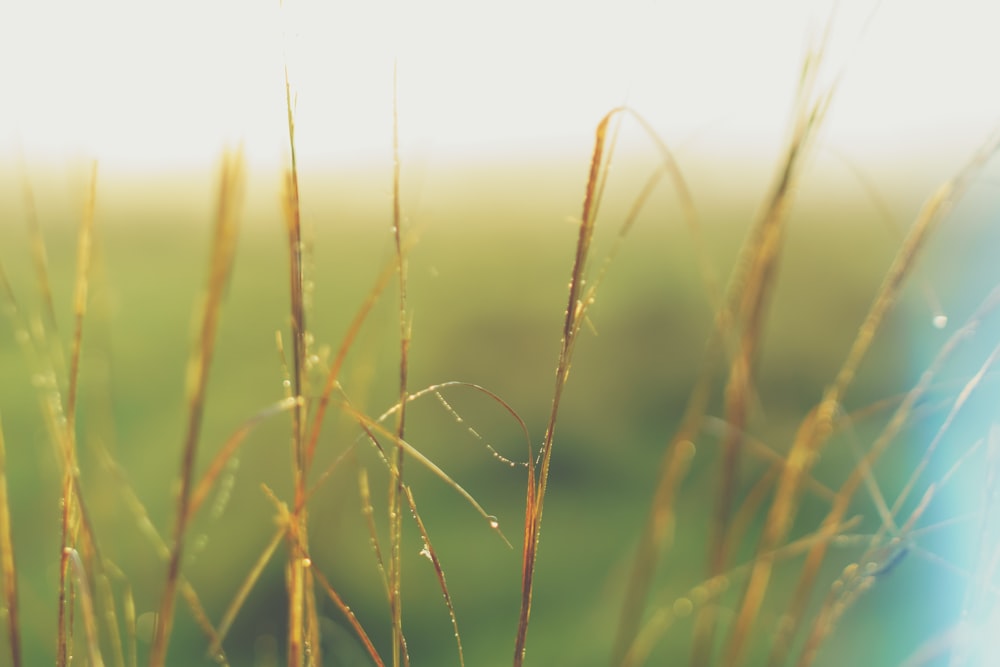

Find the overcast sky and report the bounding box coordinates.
[1,0,999,176]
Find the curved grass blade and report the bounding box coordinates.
[404,486,465,667]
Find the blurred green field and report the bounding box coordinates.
[1,153,999,667]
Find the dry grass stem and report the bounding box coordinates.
[149,149,245,667]
[0,415,21,667]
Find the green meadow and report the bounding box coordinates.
[2,58,1000,667]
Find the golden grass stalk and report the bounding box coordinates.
[404,487,465,667]
[57,161,99,667]
[102,560,134,667]
[792,378,997,665]
[359,469,390,596]
[620,515,862,667]
[148,149,244,667]
[0,415,21,667]
[304,246,402,468]
[95,441,228,661]
[387,59,412,667]
[64,548,104,667]
[723,126,1000,667]
[123,580,136,667]
[279,52,321,667]
[311,564,387,667]
[209,519,286,657]
[18,156,66,378]
[795,436,985,667]
[186,397,300,523]
[604,108,754,665]
[342,400,510,544]
[765,132,1000,667]
[96,571,125,667]
[677,39,836,667]
[711,40,833,565]
[513,107,619,667]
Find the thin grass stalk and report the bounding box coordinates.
[304,249,401,468]
[97,572,125,667]
[123,581,136,667]
[715,78,828,523]
[103,561,134,667]
[278,55,319,667]
[793,392,995,666]
[312,565,387,667]
[57,161,98,667]
[388,60,411,667]
[341,400,510,543]
[611,412,701,666]
[18,156,66,378]
[65,160,98,437]
[186,397,299,522]
[690,44,836,667]
[65,548,104,667]
[890,340,1000,521]
[404,487,465,667]
[947,426,1000,666]
[0,415,21,667]
[609,108,752,665]
[513,108,617,667]
[359,469,390,597]
[834,152,946,324]
[724,133,993,667]
[209,522,286,657]
[795,440,981,667]
[620,516,862,667]
[768,136,1000,667]
[98,439,229,661]
[148,150,244,667]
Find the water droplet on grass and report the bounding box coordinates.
[933,314,948,329]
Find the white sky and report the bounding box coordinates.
[1,0,999,174]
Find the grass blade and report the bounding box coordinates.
[149,149,244,667]
[514,107,619,667]
[0,415,21,667]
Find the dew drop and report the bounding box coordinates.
[282,379,291,389]
[302,557,312,568]
[487,515,500,530]
[419,546,432,561]
[933,314,948,329]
